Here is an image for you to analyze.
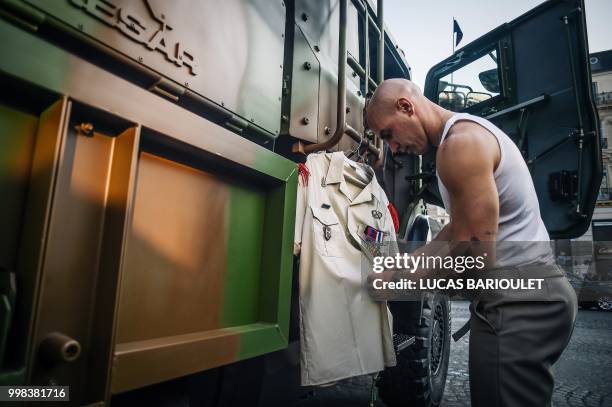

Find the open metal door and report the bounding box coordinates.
[422,0,601,239]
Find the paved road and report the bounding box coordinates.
[294,301,612,407]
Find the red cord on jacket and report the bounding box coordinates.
[387,202,400,233]
[297,163,310,186]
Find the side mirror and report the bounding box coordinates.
[478,68,500,93]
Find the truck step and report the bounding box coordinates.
[393,334,415,353]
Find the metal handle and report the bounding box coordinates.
[38,332,81,365]
[292,0,384,158]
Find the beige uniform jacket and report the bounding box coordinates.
[294,152,396,386]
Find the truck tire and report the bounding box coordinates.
[378,295,451,407]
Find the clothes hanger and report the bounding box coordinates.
[357,140,367,164]
[345,134,364,161]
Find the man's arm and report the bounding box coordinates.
[435,123,500,268]
[402,125,500,270]
[437,123,500,243]
[368,124,501,292]
[410,124,500,258]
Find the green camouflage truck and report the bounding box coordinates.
[0,0,600,405]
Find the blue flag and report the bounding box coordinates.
[453,18,463,46]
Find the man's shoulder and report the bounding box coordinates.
[439,120,499,158]
[436,120,500,183]
[442,120,497,148]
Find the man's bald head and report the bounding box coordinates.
[366,79,423,127]
[365,79,435,154]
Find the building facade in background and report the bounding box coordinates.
[577,49,612,243]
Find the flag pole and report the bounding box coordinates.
[452,17,455,55]
[451,17,455,84]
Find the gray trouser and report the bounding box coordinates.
[468,263,577,407]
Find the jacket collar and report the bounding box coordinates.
[324,152,376,206]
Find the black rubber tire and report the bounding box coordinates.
[378,294,451,407]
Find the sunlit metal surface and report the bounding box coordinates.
[24,0,286,136]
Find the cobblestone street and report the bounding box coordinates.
[294,301,612,407]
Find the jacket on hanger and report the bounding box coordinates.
[294,151,397,386]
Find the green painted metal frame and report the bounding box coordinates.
[0,18,297,399]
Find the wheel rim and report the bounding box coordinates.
[597,296,612,311]
[430,303,445,376]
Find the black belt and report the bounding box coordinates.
[452,318,471,342]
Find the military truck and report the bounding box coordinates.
[0,0,600,406]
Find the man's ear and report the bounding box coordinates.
[396,97,414,115]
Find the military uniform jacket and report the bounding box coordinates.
[294,152,396,386]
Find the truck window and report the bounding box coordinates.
[437,50,500,112]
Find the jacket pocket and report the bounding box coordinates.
[310,205,343,257]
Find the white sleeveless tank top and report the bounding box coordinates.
[436,113,553,267]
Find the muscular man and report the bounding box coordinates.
[365,78,577,406]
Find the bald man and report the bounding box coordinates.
[366,79,577,406]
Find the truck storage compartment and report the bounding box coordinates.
[0,65,296,404]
